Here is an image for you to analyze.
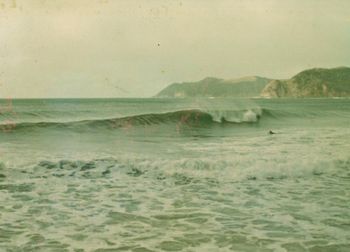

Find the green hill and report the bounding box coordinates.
[261,67,350,97]
[156,76,271,98]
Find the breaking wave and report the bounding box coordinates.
[0,108,264,132]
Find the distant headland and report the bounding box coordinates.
[155,67,350,98]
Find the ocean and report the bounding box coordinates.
[0,98,349,252]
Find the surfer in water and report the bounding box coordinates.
[269,130,276,135]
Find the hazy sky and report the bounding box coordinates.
[1,0,350,98]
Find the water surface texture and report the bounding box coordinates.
[0,98,349,252]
